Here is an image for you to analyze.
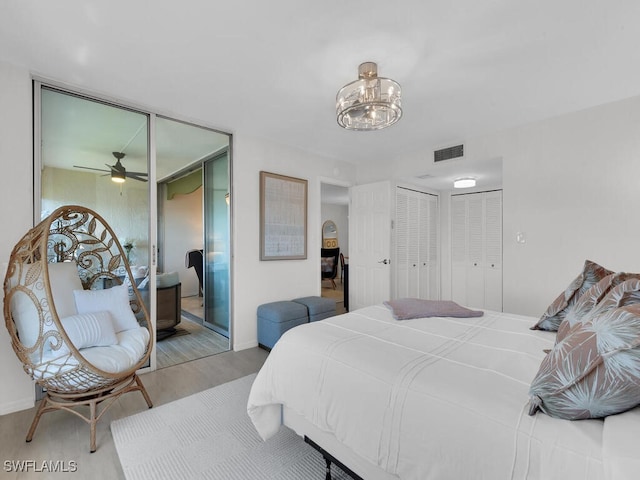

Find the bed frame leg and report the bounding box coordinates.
[304,436,364,480]
[324,456,332,480]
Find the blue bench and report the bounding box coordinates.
[257,296,337,350]
[293,296,336,322]
[257,301,308,350]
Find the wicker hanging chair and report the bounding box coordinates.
[3,205,153,452]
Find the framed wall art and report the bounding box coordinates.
[260,171,308,260]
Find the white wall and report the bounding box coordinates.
[489,96,640,316]
[231,136,356,350]
[42,167,150,266]
[0,61,37,414]
[388,96,640,317]
[321,203,349,256]
[161,186,203,297]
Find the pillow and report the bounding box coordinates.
[321,257,335,273]
[10,261,83,355]
[531,259,613,331]
[10,290,49,351]
[49,261,84,318]
[157,271,180,288]
[557,272,640,342]
[73,284,139,333]
[56,311,118,354]
[529,280,640,420]
[384,298,483,320]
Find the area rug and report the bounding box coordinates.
[111,374,351,480]
[156,326,190,341]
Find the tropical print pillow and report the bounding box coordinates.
[556,272,640,342]
[321,256,335,273]
[529,279,640,420]
[531,259,613,331]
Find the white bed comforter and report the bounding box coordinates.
[247,305,636,480]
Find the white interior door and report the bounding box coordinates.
[349,181,391,310]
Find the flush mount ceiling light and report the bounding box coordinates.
[336,62,402,131]
[453,177,476,189]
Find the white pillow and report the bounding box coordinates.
[57,311,118,354]
[10,290,45,350]
[10,261,82,355]
[49,261,84,318]
[73,284,139,333]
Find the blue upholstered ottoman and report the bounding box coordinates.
[257,301,309,350]
[292,296,336,322]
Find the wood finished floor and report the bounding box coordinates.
[0,347,269,480]
[154,295,230,370]
[155,317,230,370]
[321,276,347,315]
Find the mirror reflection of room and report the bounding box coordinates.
[39,87,232,372]
[321,184,349,314]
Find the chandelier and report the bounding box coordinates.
[336,62,402,131]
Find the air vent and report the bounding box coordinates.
[434,144,464,163]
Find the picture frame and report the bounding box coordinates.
[260,171,308,260]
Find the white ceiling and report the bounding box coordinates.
[41,87,229,181]
[2,1,640,189]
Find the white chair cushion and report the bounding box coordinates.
[49,262,83,318]
[11,261,82,356]
[73,284,139,333]
[57,311,118,355]
[157,271,180,288]
[79,326,149,373]
[34,326,149,380]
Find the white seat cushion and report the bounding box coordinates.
[80,326,150,373]
[157,271,180,288]
[34,326,150,381]
[74,284,139,333]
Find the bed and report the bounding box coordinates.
[247,303,640,480]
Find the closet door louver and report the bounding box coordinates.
[450,190,503,311]
[395,190,410,298]
[394,187,439,300]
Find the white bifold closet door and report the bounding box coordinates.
[394,187,439,300]
[451,190,503,311]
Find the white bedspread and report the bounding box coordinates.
[247,305,617,480]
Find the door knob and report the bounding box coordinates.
[378,259,389,264]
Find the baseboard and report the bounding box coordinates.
[0,397,34,416]
[233,340,258,351]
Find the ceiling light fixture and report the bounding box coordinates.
[453,177,476,189]
[336,62,402,131]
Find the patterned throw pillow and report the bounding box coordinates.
[321,257,334,273]
[531,259,613,331]
[556,272,640,342]
[529,279,640,420]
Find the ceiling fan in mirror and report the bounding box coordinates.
[74,152,148,183]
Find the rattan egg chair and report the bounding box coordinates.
[3,205,153,452]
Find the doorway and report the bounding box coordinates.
[320,182,349,314]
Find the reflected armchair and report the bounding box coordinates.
[321,247,340,289]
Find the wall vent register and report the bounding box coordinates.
[434,144,464,163]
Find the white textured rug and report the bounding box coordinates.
[111,374,350,480]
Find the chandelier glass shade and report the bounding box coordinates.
[336,62,402,131]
